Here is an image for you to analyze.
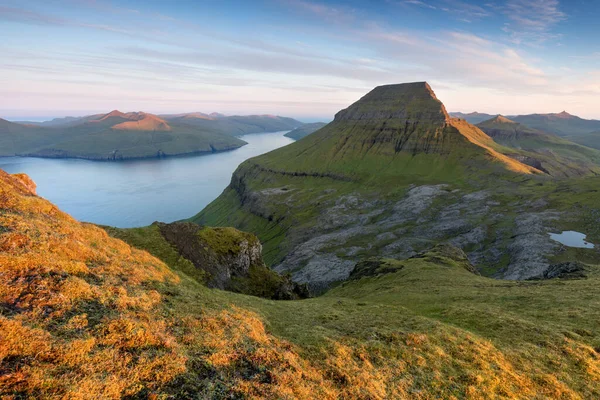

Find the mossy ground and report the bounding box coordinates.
[150,237,600,398]
[4,167,600,398]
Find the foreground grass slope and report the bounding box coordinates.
[2,169,600,398]
[111,223,600,399]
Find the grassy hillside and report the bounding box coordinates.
[162,113,303,136]
[284,122,328,140]
[510,112,600,149]
[477,116,600,176]
[1,111,304,161]
[0,112,247,160]
[195,82,600,289]
[3,168,600,398]
[26,120,246,160]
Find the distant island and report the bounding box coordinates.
[0,111,303,161]
[284,122,328,140]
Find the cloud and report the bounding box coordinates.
[400,0,437,9]
[503,0,566,45]
[440,0,490,18]
[285,0,356,24]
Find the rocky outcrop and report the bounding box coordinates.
[157,222,308,299]
[349,258,405,280]
[543,262,587,279]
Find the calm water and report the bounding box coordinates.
[549,231,595,249]
[0,131,294,228]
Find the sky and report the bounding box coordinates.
[1,0,600,121]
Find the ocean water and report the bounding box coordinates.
[0,131,294,227]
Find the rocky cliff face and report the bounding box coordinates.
[157,222,308,299]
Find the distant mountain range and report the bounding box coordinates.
[1,111,303,161]
[476,115,600,176]
[452,111,600,150]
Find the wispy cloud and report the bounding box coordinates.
[503,0,566,45]
[286,0,356,24]
[440,0,491,18]
[400,0,437,10]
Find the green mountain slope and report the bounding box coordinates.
[2,112,304,161]
[110,219,600,399]
[4,163,600,398]
[193,82,600,290]
[162,113,303,136]
[476,115,600,176]
[284,122,328,140]
[0,111,246,160]
[510,112,600,149]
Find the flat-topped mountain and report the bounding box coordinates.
[196,82,600,290]
[248,82,538,175]
[0,111,304,161]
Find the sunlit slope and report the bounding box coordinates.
[194,83,565,283]
[0,169,185,397]
[477,115,600,176]
[0,111,246,160]
[247,82,538,181]
[2,169,600,398]
[109,227,600,399]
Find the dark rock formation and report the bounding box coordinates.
[157,222,308,299]
[543,262,587,279]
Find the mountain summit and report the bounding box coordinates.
[195,82,556,288]
[246,81,537,176]
[334,82,449,123]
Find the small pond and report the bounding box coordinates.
[549,231,595,249]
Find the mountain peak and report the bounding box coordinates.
[334,81,449,123]
[105,110,125,118]
[556,111,574,118]
[112,113,171,131]
[494,115,515,123]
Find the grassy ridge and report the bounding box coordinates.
[111,225,600,398]
[3,168,600,398]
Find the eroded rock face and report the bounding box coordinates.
[543,262,587,279]
[266,186,565,289]
[157,222,308,299]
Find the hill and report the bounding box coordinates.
[449,111,495,124]
[284,122,328,140]
[510,112,600,149]
[162,113,304,136]
[194,82,600,290]
[3,169,600,398]
[1,112,304,161]
[476,115,600,176]
[0,111,247,160]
